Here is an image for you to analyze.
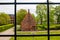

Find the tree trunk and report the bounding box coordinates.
[57,15,60,24]
[40,18,42,25]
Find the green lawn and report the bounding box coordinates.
[50,36,60,40]
[16,30,60,35]
[17,31,47,35]
[16,25,60,35]
[50,24,60,28]
[9,37,14,40]
[10,36,60,40]
[10,36,47,40]
[50,30,60,34]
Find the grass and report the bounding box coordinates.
[9,37,14,40]
[17,31,47,35]
[10,36,47,40]
[16,25,60,35]
[50,24,60,28]
[10,36,60,40]
[16,25,47,35]
[50,36,60,40]
[16,30,60,35]
[50,30,60,34]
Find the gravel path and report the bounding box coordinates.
[0,27,14,40]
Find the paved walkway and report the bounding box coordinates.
[0,27,14,35]
[0,37,12,40]
[0,27,14,40]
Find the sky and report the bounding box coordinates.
[0,0,60,3]
[17,4,60,16]
[17,0,46,3]
[17,0,60,3]
[0,0,14,3]
[0,0,60,14]
[17,4,46,16]
[0,4,59,15]
[49,0,60,3]
[17,4,37,16]
[0,5,14,14]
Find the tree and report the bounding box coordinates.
[49,5,55,25]
[31,14,36,20]
[0,12,10,25]
[16,9,27,25]
[36,4,47,25]
[55,6,60,24]
[35,15,40,24]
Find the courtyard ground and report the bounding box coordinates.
[0,37,12,40]
[0,27,14,35]
[0,27,14,40]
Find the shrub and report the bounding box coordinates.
[0,24,14,32]
[16,26,21,31]
[49,24,60,30]
[36,24,46,31]
[36,24,60,30]
[16,25,21,31]
[55,24,60,30]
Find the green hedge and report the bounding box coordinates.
[50,24,60,28]
[0,24,14,32]
[16,25,21,31]
[36,24,46,30]
[36,24,60,30]
[16,24,60,31]
[44,24,60,30]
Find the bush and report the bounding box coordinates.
[55,24,60,30]
[16,25,21,31]
[48,24,60,30]
[16,26,21,31]
[36,24,46,31]
[0,24,14,32]
[36,24,60,30]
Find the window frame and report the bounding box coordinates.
[0,0,60,40]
